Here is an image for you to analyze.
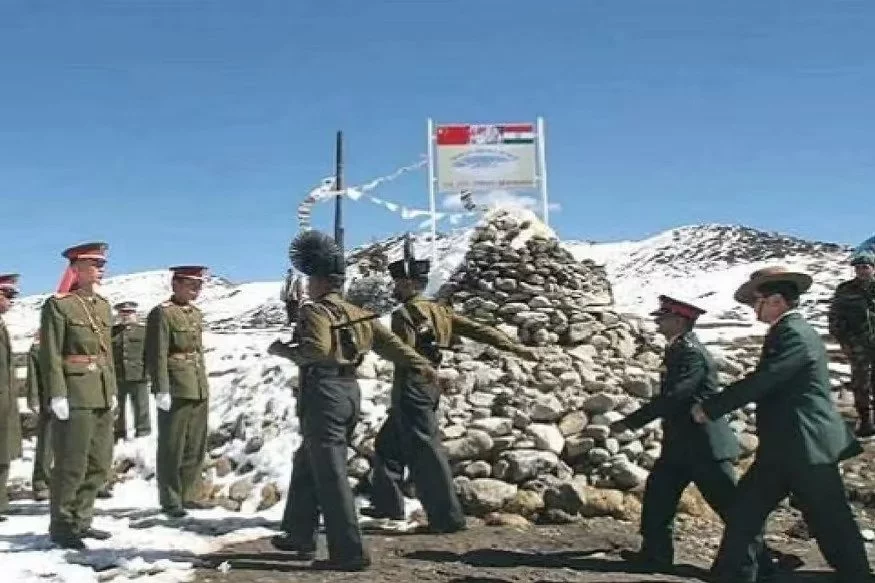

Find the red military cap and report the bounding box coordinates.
[170,265,209,281]
[650,294,706,320]
[0,273,20,295]
[62,241,108,262]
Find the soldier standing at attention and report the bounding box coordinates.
[611,296,771,575]
[692,266,872,583]
[112,301,150,440]
[26,329,51,501]
[145,266,212,518]
[40,243,117,549]
[365,254,538,532]
[828,251,875,437]
[0,273,23,521]
[267,231,437,572]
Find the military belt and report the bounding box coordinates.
[169,352,199,361]
[310,364,357,378]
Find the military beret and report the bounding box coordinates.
[0,273,20,296]
[114,300,139,312]
[63,241,108,262]
[851,252,875,267]
[650,294,706,320]
[388,258,431,280]
[170,265,209,281]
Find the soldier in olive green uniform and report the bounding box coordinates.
[365,256,538,532]
[612,296,771,574]
[828,252,875,437]
[112,301,150,439]
[25,331,52,500]
[268,231,437,571]
[146,266,211,518]
[694,267,872,583]
[1,274,24,521]
[41,243,118,549]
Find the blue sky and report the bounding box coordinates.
[1,1,873,294]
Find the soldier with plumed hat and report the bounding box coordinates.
[828,251,875,437]
[39,242,118,548]
[25,327,51,501]
[692,266,872,583]
[364,252,538,533]
[145,265,212,518]
[0,273,23,521]
[610,294,773,574]
[267,230,437,571]
[111,300,150,440]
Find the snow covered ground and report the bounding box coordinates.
[0,209,857,581]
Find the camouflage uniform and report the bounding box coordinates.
[828,253,875,434]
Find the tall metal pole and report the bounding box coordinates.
[334,130,344,251]
[427,118,437,268]
[537,116,549,227]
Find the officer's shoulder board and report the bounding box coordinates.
[53,292,71,299]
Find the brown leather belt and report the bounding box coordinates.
[64,355,107,364]
[169,352,199,361]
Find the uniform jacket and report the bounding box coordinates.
[0,318,23,463]
[390,294,521,401]
[828,278,875,348]
[623,331,740,463]
[112,321,147,382]
[145,300,209,400]
[39,289,117,409]
[25,342,45,411]
[274,292,433,375]
[702,312,861,466]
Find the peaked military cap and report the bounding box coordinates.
[851,252,875,267]
[734,265,812,305]
[170,265,209,281]
[289,230,345,277]
[114,300,139,312]
[650,294,706,320]
[388,258,431,280]
[63,241,108,262]
[0,273,20,296]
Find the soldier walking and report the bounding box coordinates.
[112,301,150,440]
[1,273,23,521]
[364,254,538,532]
[611,295,771,575]
[26,329,51,501]
[692,266,872,583]
[828,251,875,437]
[40,243,117,548]
[267,231,437,571]
[145,266,212,518]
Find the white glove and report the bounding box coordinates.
[110,395,118,412]
[156,393,172,412]
[51,397,70,421]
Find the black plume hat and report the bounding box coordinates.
[289,230,345,277]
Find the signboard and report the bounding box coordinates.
[434,123,538,191]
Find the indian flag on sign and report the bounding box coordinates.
[436,123,535,146]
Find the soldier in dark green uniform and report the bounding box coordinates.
[112,301,150,440]
[693,266,872,583]
[828,251,875,437]
[146,266,212,518]
[40,243,118,549]
[611,295,770,574]
[0,273,23,521]
[25,330,51,501]
[267,230,437,571]
[364,255,539,532]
